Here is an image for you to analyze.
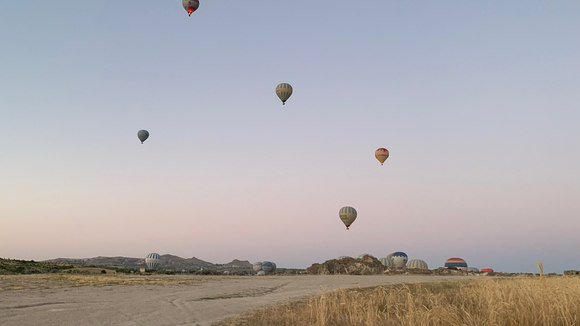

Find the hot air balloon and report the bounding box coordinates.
[407,259,428,270]
[379,257,395,267]
[271,262,277,273]
[391,252,408,268]
[262,261,274,274]
[276,83,293,105]
[145,253,161,270]
[339,206,357,230]
[481,268,494,273]
[338,256,352,260]
[182,0,199,16]
[467,267,480,273]
[137,130,149,144]
[375,148,389,165]
[253,262,263,272]
[257,270,266,276]
[444,258,468,271]
[357,254,375,259]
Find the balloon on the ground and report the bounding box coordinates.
[391,252,408,268]
[357,254,375,259]
[262,261,274,273]
[145,253,161,270]
[253,262,263,272]
[467,267,480,273]
[445,258,468,271]
[137,130,149,144]
[379,257,395,267]
[481,268,494,273]
[375,148,389,165]
[276,83,293,105]
[339,206,357,230]
[257,270,266,276]
[182,0,199,16]
[407,259,428,270]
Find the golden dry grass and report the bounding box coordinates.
[218,277,580,326]
[0,274,209,291]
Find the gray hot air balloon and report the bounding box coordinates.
[276,83,293,105]
[262,261,274,274]
[137,130,149,144]
[145,253,161,270]
[182,0,199,16]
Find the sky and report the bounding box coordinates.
[1,1,579,273]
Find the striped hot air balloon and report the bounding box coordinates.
[182,0,199,16]
[379,257,395,267]
[391,252,408,268]
[375,148,389,165]
[145,253,161,270]
[444,258,468,271]
[275,83,293,105]
[407,259,428,270]
[339,206,357,230]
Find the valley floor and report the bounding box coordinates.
[0,274,478,326]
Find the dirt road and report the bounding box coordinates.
[0,274,478,326]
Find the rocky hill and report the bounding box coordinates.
[307,256,387,275]
[0,258,74,275]
[44,255,252,271]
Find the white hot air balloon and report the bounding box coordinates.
[145,253,161,270]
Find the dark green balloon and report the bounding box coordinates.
[137,130,149,144]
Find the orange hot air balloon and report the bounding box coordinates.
[182,0,199,16]
[375,148,389,165]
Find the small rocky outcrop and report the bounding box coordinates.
[306,256,386,275]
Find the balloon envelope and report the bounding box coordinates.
[339,206,357,230]
[138,130,149,144]
[375,148,389,165]
[275,83,293,105]
[145,253,161,270]
[253,262,263,272]
[445,258,468,271]
[391,252,408,268]
[407,259,428,270]
[182,0,199,16]
[379,257,395,267]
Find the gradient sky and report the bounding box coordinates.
[1,1,579,273]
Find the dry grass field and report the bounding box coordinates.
[0,273,206,291]
[219,276,580,326]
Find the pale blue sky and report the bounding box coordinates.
[1,1,579,273]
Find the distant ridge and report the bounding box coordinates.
[43,255,253,270]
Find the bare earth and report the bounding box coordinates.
[0,274,478,326]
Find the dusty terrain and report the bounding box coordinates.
[0,274,478,326]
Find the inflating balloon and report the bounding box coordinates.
[145,253,161,270]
